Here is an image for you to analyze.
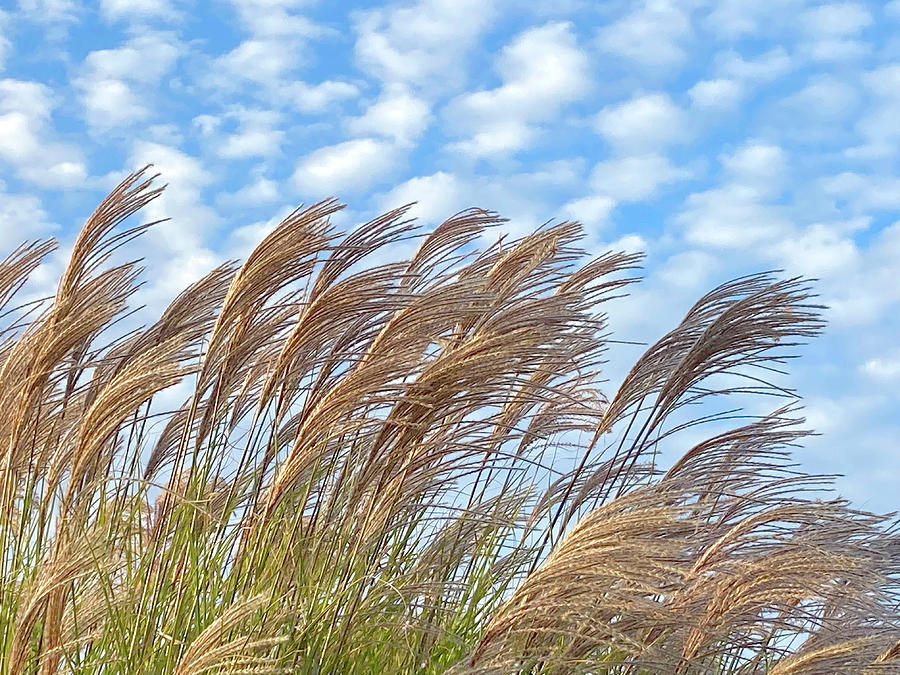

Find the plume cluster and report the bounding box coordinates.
[0,168,897,674]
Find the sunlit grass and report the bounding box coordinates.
[0,168,897,674]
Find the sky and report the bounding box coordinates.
[0,0,898,513]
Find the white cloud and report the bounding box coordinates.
[658,250,719,290]
[40,161,87,186]
[676,142,789,249]
[470,21,590,116]
[354,0,497,90]
[292,138,400,196]
[217,109,284,159]
[594,93,687,152]
[100,0,178,22]
[782,75,859,120]
[688,78,743,109]
[76,33,180,131]
[517,160,582,189]
[217,175,280,209]
[821,172,900,211]
[379,171,463,224]
[287,80,359,113]
[224,204,298,259]
[0,110,41,165]
[0,183,62,306]
[130,141,217,248]
[714,47,793,83]
[598,0,691,70]
[720,142,786,187]
[380,164,585,235]
[797,3,872,62]
[128,141,220,308]
[838,221,900,322]
[227,0,323,39]
[146,123,184,145]
[348,86,430,147]
[773,222,859,277]
[794,394,900,513]
[851,65,900,158]
[0,181,55,250]
[805,219,900,325]
[801,395,867,437]
[590,154,690,202]
[802,2,871,36]
[800,37,870,63]
[703,1,797,40]
[447,120,537,157]
[0,79,87,187]
[193,114,221,137]
[446,22,590,157]
[80,79,147,130]
[215,39,302,86]
[0,11,10,72]
[861,63,900,99]
[887,0,900,18]
[81,34,179,83]
[677,184,788,248]
[560,196,615,227]
[17,0,78,22]
[203,2,327,96]
[606,233,647,255]
[861,352,900,380]
[0,78,53,120]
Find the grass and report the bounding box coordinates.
[0,167,897,674]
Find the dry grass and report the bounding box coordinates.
[0,168,897,674]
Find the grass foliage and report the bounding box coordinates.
[0,168,898,673]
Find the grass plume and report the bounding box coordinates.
[0,168,897,674]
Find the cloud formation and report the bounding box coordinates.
[0,0,897,512]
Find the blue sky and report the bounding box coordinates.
[1,0,898,512]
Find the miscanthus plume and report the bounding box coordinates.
[0,169,898,674]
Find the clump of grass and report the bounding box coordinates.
[0,168,897,674]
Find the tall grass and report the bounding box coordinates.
[0,168,897,674]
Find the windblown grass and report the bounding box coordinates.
[0,168,898,674]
